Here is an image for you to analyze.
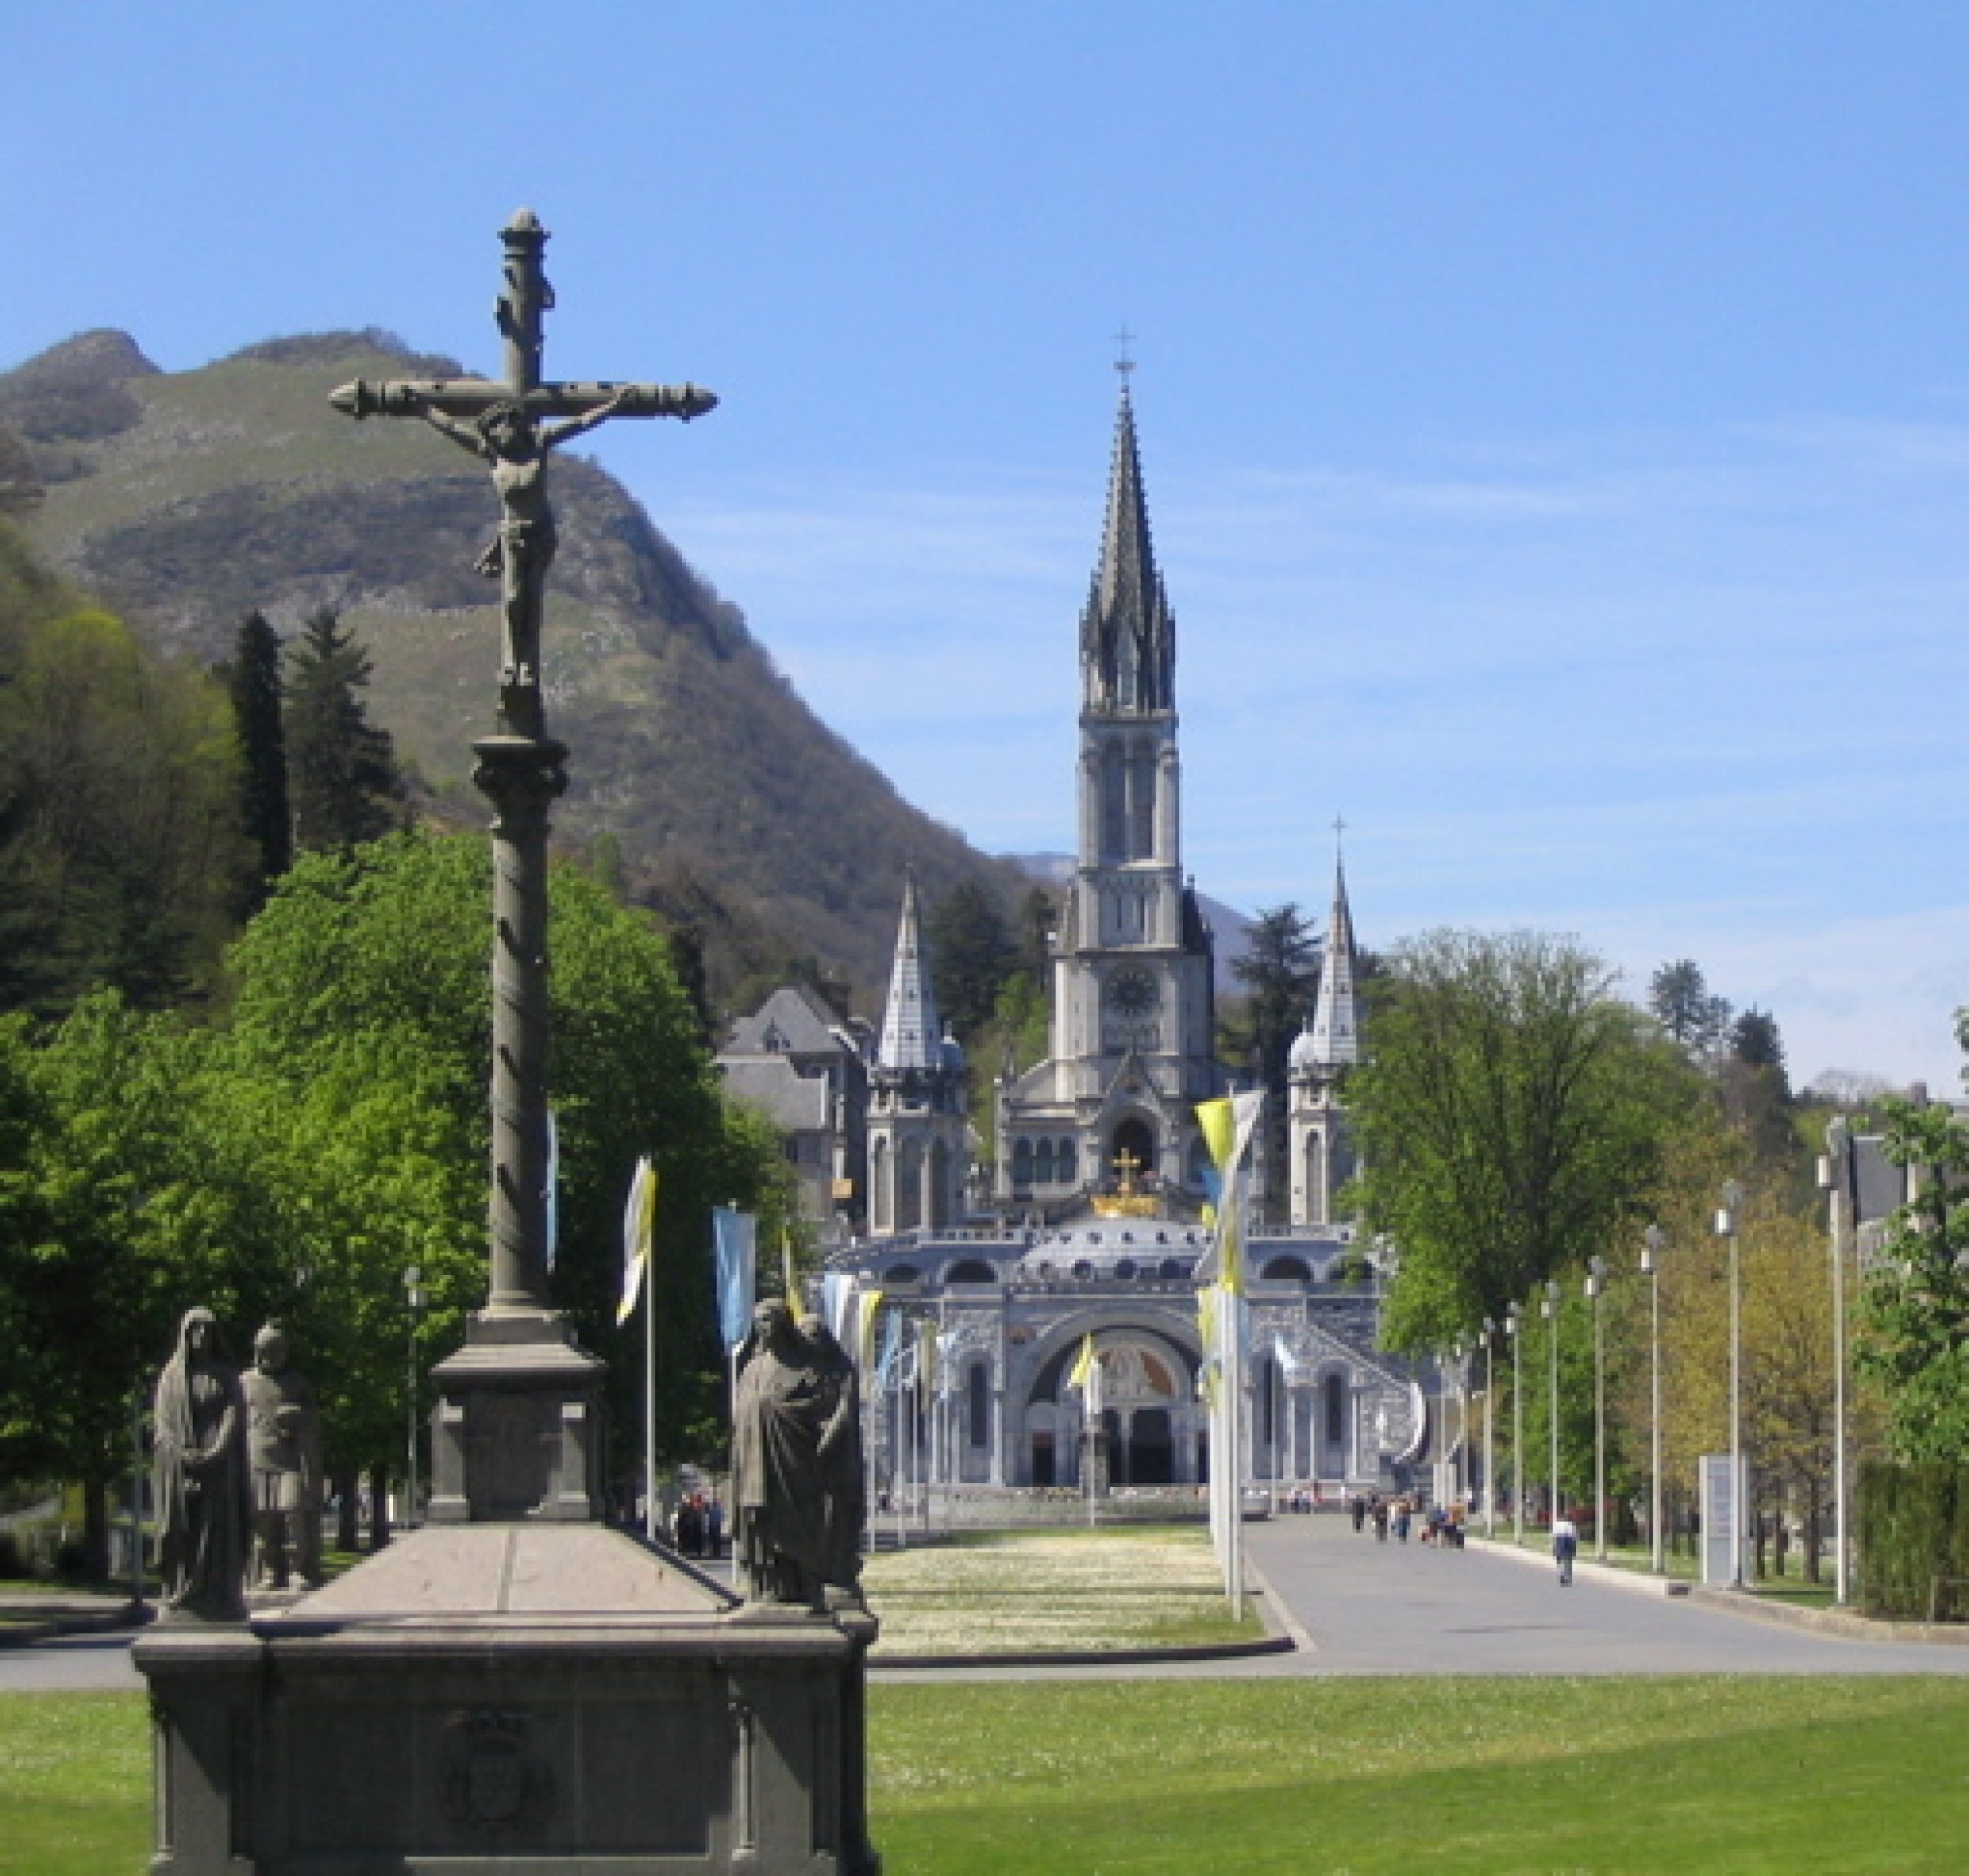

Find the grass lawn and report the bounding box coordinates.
[862,1526,1262,1654]
[9,1678,1969,1873]
[872,1677,1969,1873]
[0,1695,146,1875]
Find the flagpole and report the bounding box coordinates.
[643,1254,657,1543]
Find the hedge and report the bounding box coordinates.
[1856,1462,1969,1620]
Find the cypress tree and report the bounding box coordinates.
[224,610,291,901]
[284,607,406,851]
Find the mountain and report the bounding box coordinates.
[1,328,1020,1010]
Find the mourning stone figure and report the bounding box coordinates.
[799,1314,866,1601]
[242,1322,324,1590]
[732,1300,865,1608]
[152,1308,251,1622]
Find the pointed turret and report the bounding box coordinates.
[1306,854,1361,1071]
[1081,383,1176,715]
[877,870,944,1072]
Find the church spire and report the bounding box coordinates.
[1081,379,1175,715]
[1306,845,1361,1070]
[877,869,945,1071]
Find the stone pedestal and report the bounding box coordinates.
[135,1525,881,1874]
[426,1309,605,1523]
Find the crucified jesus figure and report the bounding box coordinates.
[408,389,629,721]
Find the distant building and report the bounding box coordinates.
[714,984,870,1241]
[820,379,1426,1497]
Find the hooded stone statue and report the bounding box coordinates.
[152,1307,251,1622]
[732,1299,865,1607]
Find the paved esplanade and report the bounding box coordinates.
[1246,1515,1969,1675]
[13,1513,1969,1692]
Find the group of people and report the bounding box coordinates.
[1345,1490,1469,1549]
[671,1490,725,1559]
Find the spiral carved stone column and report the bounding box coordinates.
[479,733,564,1311]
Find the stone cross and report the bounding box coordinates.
[327,214,714,1518]
[331,207,714,743]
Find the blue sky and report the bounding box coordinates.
[6,4,1969,1088]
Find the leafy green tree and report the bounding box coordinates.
[924,879,1018,1043]
[0,606,248,1014]
[221,831,781,1475]
[1648,958,1733,1058]
[284,606,405,851]
[1,995,258,1572]
[1348,930,1700,1350]
[1857,1074,1969,1462]
[221,610,291,904]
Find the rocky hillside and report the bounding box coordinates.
[1,328,1018,1009]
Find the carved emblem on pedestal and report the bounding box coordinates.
[439,1711,555,1833]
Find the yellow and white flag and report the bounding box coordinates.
[781,1228,800,1307]
[855,1288,886,1373]
[617,1155,658,1324]
[1067,1331,1096,1392]
[1192,1089,1266,1292]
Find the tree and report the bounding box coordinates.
[221,610,291,903]
[923,879,1018,1044]
[1228,903,1322,1220]
[221,831,782,1474]
[1348,930,1700,1349]
[0,606,249,1014]
[1856,1077,1969,1463]
[1648,958,1732,1058]
[284,606,406,851]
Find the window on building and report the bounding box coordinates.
[1034,1139,1056,1185]
[1059,1138,1078,1184]
[1012,1137,1033,1187]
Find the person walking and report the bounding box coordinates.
[1553,1512,1579,1586]
[1372,1496,1389,1542]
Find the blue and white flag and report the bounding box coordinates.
[711,1207,758,1351]
[875,1309,903,1391]
[543,1107,560,1272]
[821,1271,850,1348]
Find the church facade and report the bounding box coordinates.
[821,383,1426,1496]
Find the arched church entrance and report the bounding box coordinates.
[1110,1115,1157,1186]
[1088,1335,1183,1485]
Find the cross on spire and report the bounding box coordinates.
[1112,324,1137,381]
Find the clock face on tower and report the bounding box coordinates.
[1103,967,1160,1048]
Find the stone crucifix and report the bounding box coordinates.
[328,210,715,1351]
[331,207,715,743]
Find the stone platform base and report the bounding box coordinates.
[135,1523,879,1874]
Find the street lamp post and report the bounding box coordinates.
[1507,1304,1522,1543]
[1541,1278,1561,1529]
[1641,1224,1665,1575]
[1716,1180,1745,1587]
[403,1265,427,1529]
[1585,1255,1607,1559]
[1820,1120,1852,1606]
[1481,1318,1497,1537]
[1451,1339,1467,1504]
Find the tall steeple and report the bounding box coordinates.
[869,871,969,1234]
[1306,848,1361,1071]
[877,869,944,1071]
[1081,383,1176,716]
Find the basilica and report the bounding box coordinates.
[727,383,1428,1496]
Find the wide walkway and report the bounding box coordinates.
[1248,1512,1969,1675]
[9,1515,1969,1691]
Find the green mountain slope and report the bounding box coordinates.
[2,328,1014,1008]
